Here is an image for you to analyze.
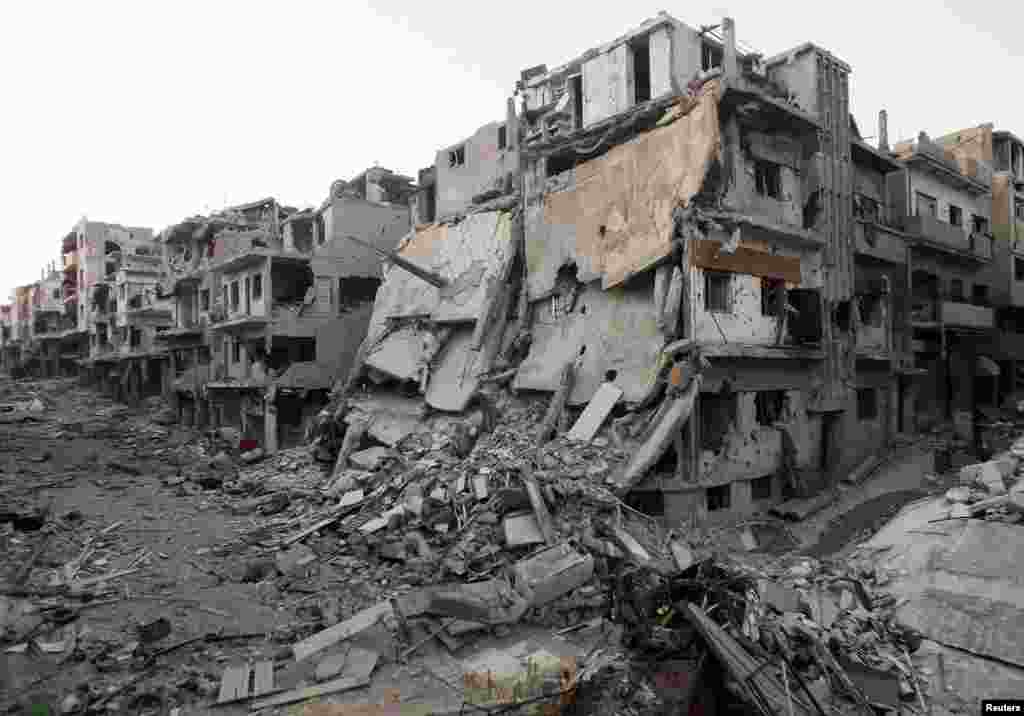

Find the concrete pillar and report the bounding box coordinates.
[265,385,279,455]
[721,18,738,80]
[878,110,889,152]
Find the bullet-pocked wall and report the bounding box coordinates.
[434,122,518,220]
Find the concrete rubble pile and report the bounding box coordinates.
[939,440,1024,522]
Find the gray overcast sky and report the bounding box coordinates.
[0,0,1018,298]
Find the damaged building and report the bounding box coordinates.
[511,17,870,521]
[80,225,168,402]
[158,170,414,452]
[887,131,995,439]
[319,14,897,522]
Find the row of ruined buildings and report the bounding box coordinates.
[5,13,1024,522]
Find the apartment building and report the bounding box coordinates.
[887,132,994,440]
[0,304,12,372]
[80,224,165,401]
[28,265,66,377]
[156,171,412,451]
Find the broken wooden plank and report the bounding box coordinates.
[521,469,555,546]
[690,240,802,284]
[566,382,623,443]
[292,601,393,662]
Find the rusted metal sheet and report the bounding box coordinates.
[369,211,515,327]
[514,280,665,406]
[531,81,722,297]
[690,240,802,284]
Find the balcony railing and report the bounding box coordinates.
[905,213,970,252]
[942,301,994,329]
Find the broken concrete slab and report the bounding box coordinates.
[276,544,318,579]
[566,382,623,443]
[364,327,425,383]
[424,326,483,413]
[503,512,545,547]
[512,542,595,607]
[757,579,801,614]
[426,579,531,625]
[293,601,393,662]
[514,282,667,407]
[349,447,393,472]
[770,492,835,521]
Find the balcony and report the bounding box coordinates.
[905,214,970,253]
[941,301,994,330]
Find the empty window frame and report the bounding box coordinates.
[231,340,241,364]
[448,145,466,168]
[761,277,785,316]
[705,272,732,313]
[858,293,883,327]
[856,387,878,421]
[701,41,723,72]
[230,281,240,311]
[570,75,584,130]
[631,37,651,104]
[755,390,786,426]
[1016,258,1024,282]
[700,392,736,452]
[948,204,963,227]
[950,278,965,301]
[754,160,783,199]
[200,289,210,311]
[252,274,263,300]
[973,283,990,306]
[706,483,732,511]
[915,192,938,217]
[853,194,880,223]
[497,126,507,151]
[972,215,990,235]
[751,475,773,501]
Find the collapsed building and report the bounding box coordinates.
[324,14,905,522]
[158,170,415,451]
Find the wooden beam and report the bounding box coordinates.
[690,240,802,284]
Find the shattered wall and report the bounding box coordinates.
[367,211,515,333]
[220,259,269,320]
[434,121,518,220]
[526,81,722,298]
[319,195,410,280]
[314,300,376,386]
[689,231,821,345]
[724,124,806,228]
[521,15,705,131]
[359,210,517,413]
[514,273,665,406]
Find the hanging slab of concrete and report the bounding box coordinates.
[566,382,623,442]
[514,281,665,406]
[424,326,480,413]
[364,326,425,382]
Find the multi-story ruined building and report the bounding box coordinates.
[28,265,66,377]
[504,14,883,520]
[157,170,413,451]
[0,303,12,372]
[887,132,994,440]
[80,224,165,400]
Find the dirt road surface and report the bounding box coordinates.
[0,377,401,714]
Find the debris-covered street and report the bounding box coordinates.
[3,374,1024,715]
